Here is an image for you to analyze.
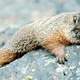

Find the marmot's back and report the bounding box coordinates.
[6,26,38,53]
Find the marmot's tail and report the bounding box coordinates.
[0,49,18,66]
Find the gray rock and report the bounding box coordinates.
[0,46,80,80]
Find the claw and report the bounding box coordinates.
[57,54,68,64]
[57,57,65,64]
[64,56,68,61]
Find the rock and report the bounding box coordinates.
[0,45,80,80]
[0,27,18,47]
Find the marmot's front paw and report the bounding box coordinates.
[57,54,68,64]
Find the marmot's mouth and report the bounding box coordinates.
[72,27,80,39]
[75,32,80,39]
[74,29,80,39]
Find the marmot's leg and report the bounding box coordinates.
[43,43,67,64]
[0,49,18,66]
[51,45,67,64]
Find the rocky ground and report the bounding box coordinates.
[0,0,80,80]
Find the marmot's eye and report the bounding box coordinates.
[73,16,77,24]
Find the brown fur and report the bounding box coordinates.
[0,49,17,65]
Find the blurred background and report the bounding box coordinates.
[0,0,80,27]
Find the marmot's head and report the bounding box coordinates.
[58,12,80,44]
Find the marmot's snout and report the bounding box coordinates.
[72,27,80,39]
[75,30,80,39]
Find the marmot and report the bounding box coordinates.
[0,12,80,66]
